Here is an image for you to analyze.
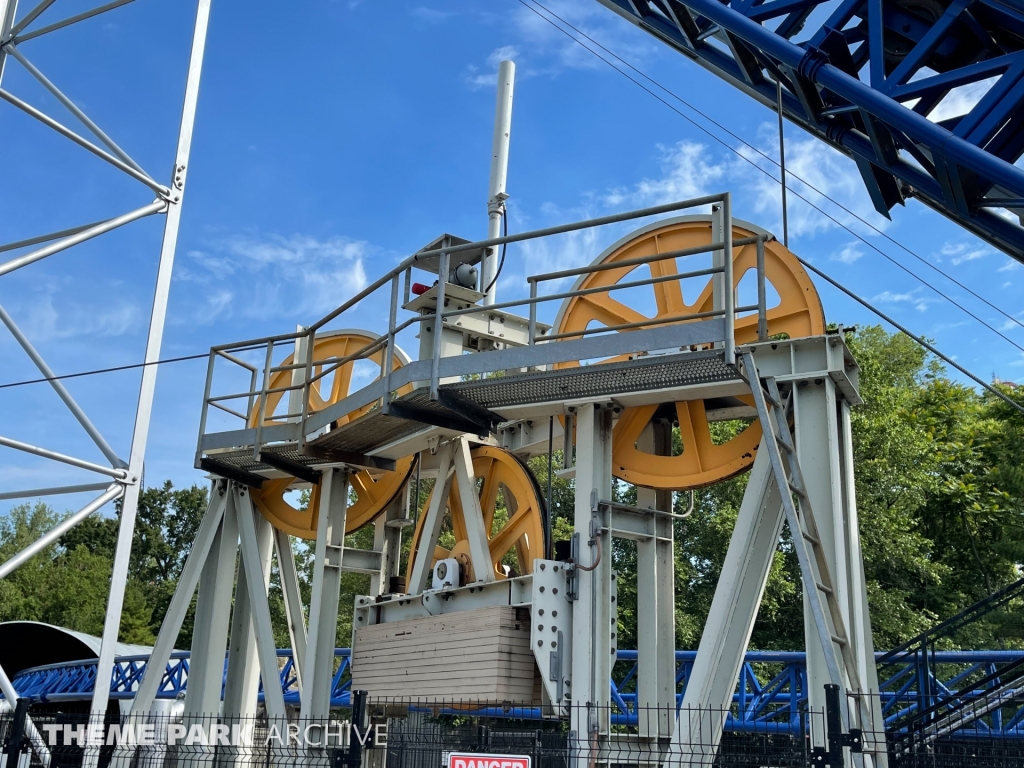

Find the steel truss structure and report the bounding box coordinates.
[596,0,1024,261]
[11,648,1024,738]
[0,0,211,760]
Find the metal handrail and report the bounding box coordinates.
[197,193,766,459]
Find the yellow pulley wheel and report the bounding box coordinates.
[406,446,547,583]
[248,330,416,539]
[554,217,824,490]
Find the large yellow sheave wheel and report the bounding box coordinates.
[406,446,547,583]
[247,330,415,539]
[554,217,824,490]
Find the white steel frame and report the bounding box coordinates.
[0,0,213,752]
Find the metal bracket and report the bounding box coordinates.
[301,445,397,472]
[198,457,264,489]
[258,451,321,485]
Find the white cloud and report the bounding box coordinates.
[872,288,934,313]
[410,7,455,23]
[179,233,370,321]
[464,0,658,89]
[742,130,891,239]
[12,291,142,342]
[998,258,1020,272]
[831,243,863,264]
[928,77,998,124]
[466,46,521,88]
[939,241,989,265]
[604,141,724,207]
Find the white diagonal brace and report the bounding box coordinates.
[12,0,134,43]
[0,482,110,501]
[407,440,457,594]
[0,434,128,478]
[0,200,165,277]
[131,485,227,713]
[275,527,307,692]
[235,487,286,719]
[0,483,122,579]
[6,0,54,38]
[0,303,124,467]
[7,43,147,175]
[452,435,494,583]
[0,661,51,766]
[0,88,166,196]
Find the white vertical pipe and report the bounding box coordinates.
[86,0,212,729]
[481,59,515,306]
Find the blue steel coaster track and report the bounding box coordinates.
[594,0,1024,261]
[8,648,1024,737]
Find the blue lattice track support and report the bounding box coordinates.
[596,0,1024,260]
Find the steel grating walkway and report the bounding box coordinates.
[446,349,737,409]
[204,350,741,474]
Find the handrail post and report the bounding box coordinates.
[298,328,315,452]
[382,274,400,414]
[756,236,768,341]
[195,350,216,466]
[528,279,538,345]
[722,192,735,366]
[430,251,449,400]
[253,341,275,459]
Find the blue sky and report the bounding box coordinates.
[1,0,1021,514]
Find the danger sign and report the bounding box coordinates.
[447,754,531,768]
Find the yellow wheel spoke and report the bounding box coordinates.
[556,218,824,490]
[249,330,415,540]
[406,447,546,586]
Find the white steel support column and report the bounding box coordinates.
[794,379,851,731]
[671,445,785,764]
[184,489,239,718]
[407,441,457,594]
[301,468,350,721]
[88,0,212,725]
[223,494,275,718]
[234,487,287,720]
[369,487,407,596]
[569,403,614,761]
[132,484,228,712]
[276,528,308,691]
[839,400,888,767]
[635,422,675,738]
[453,436,495,583]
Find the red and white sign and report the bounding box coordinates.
[447,754,531,768]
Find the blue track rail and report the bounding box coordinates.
[595,0,1024,260]
[6,648,1023,736]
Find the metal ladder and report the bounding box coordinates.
[740,349,871,735]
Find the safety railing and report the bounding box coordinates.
[195,192,771,462]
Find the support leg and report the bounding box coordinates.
[636,422,675,738]
[234,487,287,719]
[671,444,785,764]
[369,487,407,596]
[301,469,350,721]
[407,441,457,595]
[183,489,239,718]
[452,436,494,583]
[840,401,888,767]
[276,528,307,695]
[224,490,276,718]
[569,403,614,765]
[132,485,227,712]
